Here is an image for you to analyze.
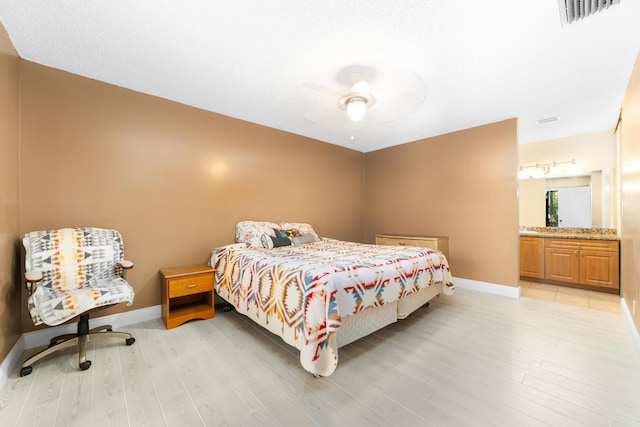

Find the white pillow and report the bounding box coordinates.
[236,220,279,247]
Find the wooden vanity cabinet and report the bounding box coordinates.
[520,236,619,292]
[519,237,545,279]
[545,238,619,290]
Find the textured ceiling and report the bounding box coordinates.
[1,0,639,153]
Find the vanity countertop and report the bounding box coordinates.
[519,227,619,241]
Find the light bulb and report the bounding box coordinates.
[346,97,366,121]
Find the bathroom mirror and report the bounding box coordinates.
[518,169,615,228]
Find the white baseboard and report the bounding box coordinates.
[621,297,640,357]
[0,304,161,390]
[0,335,25,389]
[452,276,521,298]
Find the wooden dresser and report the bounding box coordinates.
[375,234,449,261]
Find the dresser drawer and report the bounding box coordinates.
[375,236,434,247]
[375,234,449,260]
[168,273,213,298]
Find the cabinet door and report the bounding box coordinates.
[519,237,544,279]
[545,248,580,284]
[580,250,620,289]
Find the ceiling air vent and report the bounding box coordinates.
[558,0,621,25]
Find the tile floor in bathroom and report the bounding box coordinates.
[520,280,621,313]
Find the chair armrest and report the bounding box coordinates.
[25,271,43,295]
[117,260,134,270]
[25,270,43,283]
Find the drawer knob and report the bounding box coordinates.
[399,242,406,246]
[186,283,198,288]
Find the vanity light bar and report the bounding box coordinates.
[518,159,576,179]
[519,158,575,171]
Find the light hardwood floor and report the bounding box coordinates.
[1,287,639,426]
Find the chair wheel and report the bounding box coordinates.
[79,361,92,370]
[20,366,32,377]
[126,337,135,346]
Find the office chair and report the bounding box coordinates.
[21,227,136,376]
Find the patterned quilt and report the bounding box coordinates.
[210,238,453,376]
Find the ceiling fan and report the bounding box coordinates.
[301,65,426,126]
[337,79,376,122]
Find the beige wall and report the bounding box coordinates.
[0,23,21,362]
[519,130,616,173]
[19,61,365,332]
[519,178,546,226]
[620,51,640,331]
[364,119,520,287]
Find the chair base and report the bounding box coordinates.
[20,313,135,377]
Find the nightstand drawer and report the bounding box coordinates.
[168,274,213,298]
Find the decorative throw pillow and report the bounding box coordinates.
[279,222,319,238]
[261,233,292,249]
[291,233,321,246]
[261,233,274,249]
[274,228,302,238]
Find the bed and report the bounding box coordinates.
[209,220,454,377]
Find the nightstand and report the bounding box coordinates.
[160,264,215,329]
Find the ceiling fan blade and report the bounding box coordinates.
[297,91,338,123]
[302,82,342,97]
[304,104,334,122]
[375,90,426,123]
[372,71,427,123]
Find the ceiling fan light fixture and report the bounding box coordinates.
[337,78,376,122]
[346,96,367,121]
[351,81,369,94]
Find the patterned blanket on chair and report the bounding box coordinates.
[210,238,453,376]
[24,227,135,326]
